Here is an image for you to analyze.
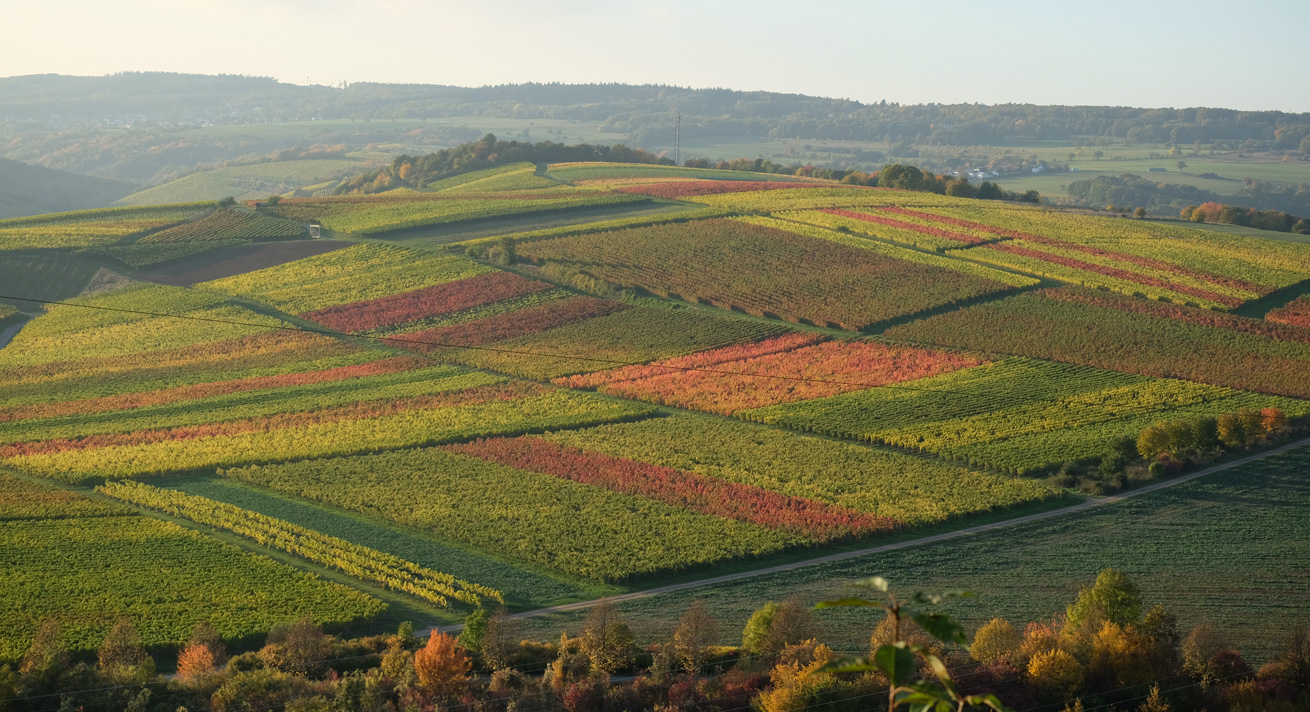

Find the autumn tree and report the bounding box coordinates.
[210,668,315,712]
[753,642,838,712]
[1089,621,1154,688]
[1237,408,1266,446]
[1181,622,1229,686]
[263,617,329,677]
[1217,413,1245,448]
[670,599,719,675]
[742,598,821,661]
[972,618,1023,664]
[1018,618,1063,666]
[187,621,228,666]
[1067,569,1141,630]
[1272,626,1310,691]
[1138,684,1170,712]
[379,637,416,689]
[175,644,220,687]
[413,631,471,700]
[1137,424,1171,460]
[481,607,519,671]
[17,618,70,694]
[1262,407,1288,434]
[1028,649,1085,701]
[98,619,154,684]
[578,600,635,674]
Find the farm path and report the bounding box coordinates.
[423,434,1310,634]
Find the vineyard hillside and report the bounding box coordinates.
[0,160,1307,669]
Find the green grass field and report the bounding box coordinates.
[118,159,374,205]
[514,444,1310,662]
[0,253,103,311]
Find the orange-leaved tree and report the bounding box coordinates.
[413,631,471,700]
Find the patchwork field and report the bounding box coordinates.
[2,160,1308,666]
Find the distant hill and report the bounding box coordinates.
[0,158,136,218]
[4,73,1309,216]
[4,73,1308,148]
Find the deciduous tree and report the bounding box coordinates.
[18,618,69,693]
[98,619,154,684]
[579,600,635,674]
[481,608,519,671]
[1067,569,1141,630]
[972,618,1023,664]
[413,631,471,699]
[670,599,719,675]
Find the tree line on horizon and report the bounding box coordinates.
[336,134,1041,205]
[5,74,1309,151]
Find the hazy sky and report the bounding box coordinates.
[6,0,1309,112]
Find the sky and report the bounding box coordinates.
[5,0,1310,112]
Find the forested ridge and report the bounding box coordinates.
[4,73,1309,147]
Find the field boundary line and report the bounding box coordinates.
[428,436,1310,631]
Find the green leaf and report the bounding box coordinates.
[964,693,1015,712]
[926,655,957,694]
[815,597,883,610]
[912,612,968,645]
[899,688,952,712]
[874,643,917,686]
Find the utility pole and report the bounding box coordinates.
[674,113,680,166]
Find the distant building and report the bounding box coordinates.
[1148,167,1168,173]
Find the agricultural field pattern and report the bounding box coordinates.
[1,160,1309,664]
